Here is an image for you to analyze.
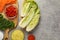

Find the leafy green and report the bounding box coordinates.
[0,14,14,30]
[19,8,36,28]
[0,14,3,20]
[26,9,40,32]
[21,1,38,17]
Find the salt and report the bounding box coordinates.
[0,31,3,40]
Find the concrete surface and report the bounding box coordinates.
[34,0,60,40]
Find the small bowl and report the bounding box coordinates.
[4,4,18,20]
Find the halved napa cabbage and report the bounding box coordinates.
[26,9,40,32]
[21,1,38,17]
[19,8,35,28]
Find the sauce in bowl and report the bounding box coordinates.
[5,5,18,19]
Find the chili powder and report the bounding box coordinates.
[28,34,35,40]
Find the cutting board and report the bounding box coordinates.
[0,1,18,40]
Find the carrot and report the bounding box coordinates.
[0,3,5,12]
[6,0,17,4]
[0,0,17,12]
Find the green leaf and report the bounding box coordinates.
[0,14,15,30]
[21,1,38,17]
[19,8,36,28]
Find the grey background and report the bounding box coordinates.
[9,0,60,40]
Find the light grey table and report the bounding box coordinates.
[9,0,60,40]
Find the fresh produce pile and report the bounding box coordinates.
[0,0,40,40]
[0,14,14,30]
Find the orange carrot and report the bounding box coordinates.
[0,0,17,12]
[6,0,17,4]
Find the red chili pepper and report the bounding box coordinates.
[5,5,17,19]
[28,34,35,40]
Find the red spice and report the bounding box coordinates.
[28,34,35,40]
[5,5,17,19]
